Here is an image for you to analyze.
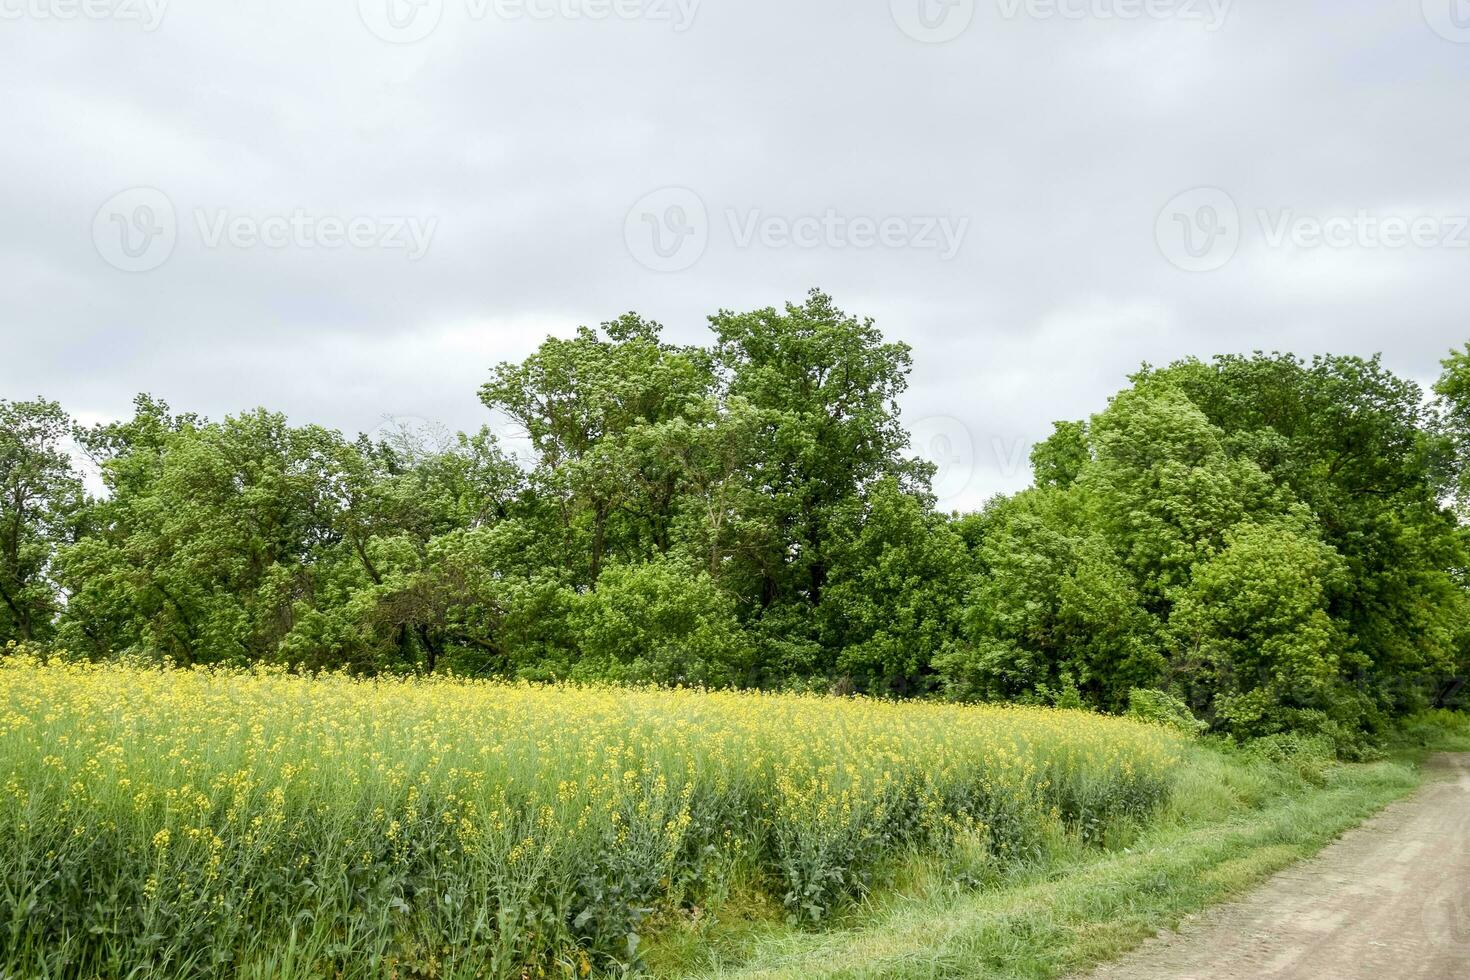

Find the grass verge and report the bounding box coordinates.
[647,730,1463,979]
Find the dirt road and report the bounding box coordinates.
[1084,753,1470,980]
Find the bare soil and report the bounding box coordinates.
[1083,753,1470,980]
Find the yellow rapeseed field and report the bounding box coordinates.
[0,655,1183,978]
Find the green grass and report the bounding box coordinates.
[0,658,1184,979]
[644,731,1460,979]
[7,652,1465,979]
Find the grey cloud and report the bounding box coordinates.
[2,0,1467,509]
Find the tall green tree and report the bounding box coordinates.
[819,478,970,696]
[1436,343,1470,516]
[479,314,713,582]
[59,408,346,663]
[1167,518,1349,738]
[948,352,1469,743]
[0,398,83,642]
[938,486,1163,710]
[1144,354,1466,715]
[709,290,926,673]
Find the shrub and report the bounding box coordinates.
[1243,731,1338,785]
[1127,688,1208,737]
[564,557,754,687]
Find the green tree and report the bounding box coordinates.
[1146,354,1466,715]
[1167,518,1350,737]
[938,487,1163,710]
[709,290,924,674]
[947,352,1469,743]
[1081,382,1288,605]
[280,424,525,673]
[59,409,346,663]
[479,315,712,582]
[1030,420,1089,489]
[0,399,83,642]
[1436,343,1470,516]
[820,478,970,696]
[565,555,753,686]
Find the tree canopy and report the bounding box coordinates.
[4,292,1467,748]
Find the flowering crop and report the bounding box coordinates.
[0,656,1183,978]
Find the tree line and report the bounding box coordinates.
[4,291,1469,748]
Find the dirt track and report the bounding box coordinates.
[1084,753,1470,980]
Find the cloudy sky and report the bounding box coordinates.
[3,0,1468,508]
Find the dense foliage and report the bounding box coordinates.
[3,292,1468,745]
[0,656,1181,978]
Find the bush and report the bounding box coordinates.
[1127,688,1208,737]
[1243,731,1338,785]
[1393,709,1470,752]
[565,557,754,687]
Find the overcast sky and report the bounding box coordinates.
[2,0,1468,508]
